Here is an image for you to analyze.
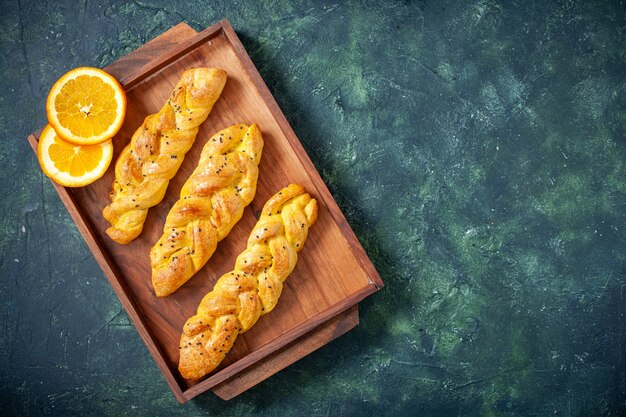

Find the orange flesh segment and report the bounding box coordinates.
[54,75,117,137]
[48,140,104,177]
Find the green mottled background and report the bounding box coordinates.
[1,0,626,415]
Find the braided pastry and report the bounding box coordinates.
[103,67,227,244]
[149,123,264,297]
[178,184,318,380]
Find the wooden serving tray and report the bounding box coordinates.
[27,20,383,403]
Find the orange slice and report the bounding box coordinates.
[46,67,126,145]
[37,125,113,187]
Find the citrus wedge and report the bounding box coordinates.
[38,124,113,187]
[46,67,126,145]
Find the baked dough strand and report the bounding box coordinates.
[178,184,318,380]
[103,67,227,244]
[150,123,264,297]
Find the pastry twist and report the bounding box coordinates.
[103,67,227,244]
[150,123,264,297]
[178,184,318,380]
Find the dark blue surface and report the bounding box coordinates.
[1,1,626,415]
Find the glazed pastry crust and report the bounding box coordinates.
[103,67,227,244]
[150,123,263,297]
[178,184,318,380]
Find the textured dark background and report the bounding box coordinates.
[1,0,626,416]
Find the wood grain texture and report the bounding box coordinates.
[104,23,198,81]
[27,20,383,403]
[211,305,359,401]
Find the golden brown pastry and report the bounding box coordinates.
[103,67,227,244]
[178,184,318,380]
[149,123,264,297]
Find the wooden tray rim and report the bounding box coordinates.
[26,19,384,403]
